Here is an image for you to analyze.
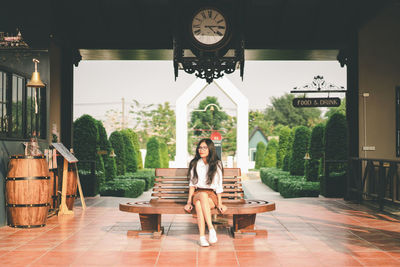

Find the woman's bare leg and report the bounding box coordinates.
[198,192,214,230]
[194,200,205,236]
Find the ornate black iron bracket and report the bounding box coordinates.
[174,39,244,84]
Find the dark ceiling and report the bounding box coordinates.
[0,0,389,59]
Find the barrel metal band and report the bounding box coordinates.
[8,224,46,228]
[6,176,50,181]
[6,203,50,207]
[10,155,46,159]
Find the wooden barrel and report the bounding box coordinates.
[66,163,78,210]
[48,170,59,210]
[6,155,51,228]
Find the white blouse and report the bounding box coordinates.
[189,160,223,194]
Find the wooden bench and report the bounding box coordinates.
[119,168,275,238]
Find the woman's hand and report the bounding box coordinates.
[184,203,193,213]
[217,204,227,214]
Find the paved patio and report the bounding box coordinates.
[0,179,399,266]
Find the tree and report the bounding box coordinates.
[249,110,275,136]
[255,142,267,169]
[290,126,311,175]
[96,120,116,181]
[120,130,137,173]
[109,131,126,175]
[264,139,278,167]
[276,126,291,169]
[159,142,169,168]
[265,93,321,128]
[222,115,236,156]
[190,96,228,136]
[305,124,324,182]
[129,101,176,160]
[121,129,143,169]
[145,137,161,168]
[325,98,346,119]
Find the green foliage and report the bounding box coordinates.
[276,126,291,169]
[130,169,156,191]
[120,129,143,169]
[320,171,346,197]
[249,111,275,136]
[265,93,321,128]
[78,170,100,197]
[325,98,346,119]
[305,124,325,182]
[120,130,138,173]
[130,101,176,160]
[109,131,126,175]
[96,120,116,181]
[290,126,311,176]
[260,168,319,198]
[264,139,278,167]
[100,176,145,198]
[190,96,228,135]
[282,129,295,171]
[325,113,348,172]
[255,142,267,169]
[222,116,237,156]
[73,114,98,171]
[145,137,161,168]
[159,142,169,168]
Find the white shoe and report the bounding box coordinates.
[199,236,209,247]
[209,228,217,244]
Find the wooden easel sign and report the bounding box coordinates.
[51,143,86,216]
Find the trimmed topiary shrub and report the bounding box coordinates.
[305,124,324,182]
[73,114,103,195]
[264,139,278,167]
[159,142,169,168]
[255,142,267,169]
[276,126,291,169]
[322,113,348,197]
[109,131,126,175]
[73,114,98,171]
[290,126,311,176]
[120,130,138,173]
[282,129,295,171]
[121,129,143,169]
[96,120,117,181]
[145,137,161,168]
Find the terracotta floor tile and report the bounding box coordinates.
[0,251,46,265]
[157,251,196,266]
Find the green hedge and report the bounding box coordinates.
[278,179,320,198]
[129,169,155,191]
[260,167,319,198]
[79,170,102,197]
[145,137,161,168]
[255,142,267,169]
[100,177,145,198]
[290,126,311,176]
[320,171,346,197]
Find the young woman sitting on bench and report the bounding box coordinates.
[184,138,227,247]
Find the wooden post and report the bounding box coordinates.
[58,158,73,215]
[75,167,86,210]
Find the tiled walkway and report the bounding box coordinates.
[0,180,400,266]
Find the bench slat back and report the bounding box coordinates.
[152,168,244,203]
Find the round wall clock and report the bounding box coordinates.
[190,7,229,49]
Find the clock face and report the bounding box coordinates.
[191,8,227,46]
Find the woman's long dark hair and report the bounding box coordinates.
[187,138,223,185]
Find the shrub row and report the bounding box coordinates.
[129,169,155,191]
[260,167,319,198]
[100,177,145,198]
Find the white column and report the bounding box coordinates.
[175,79,208,167]
[214,77,249,173]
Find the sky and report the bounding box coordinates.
[73,60,347,124]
